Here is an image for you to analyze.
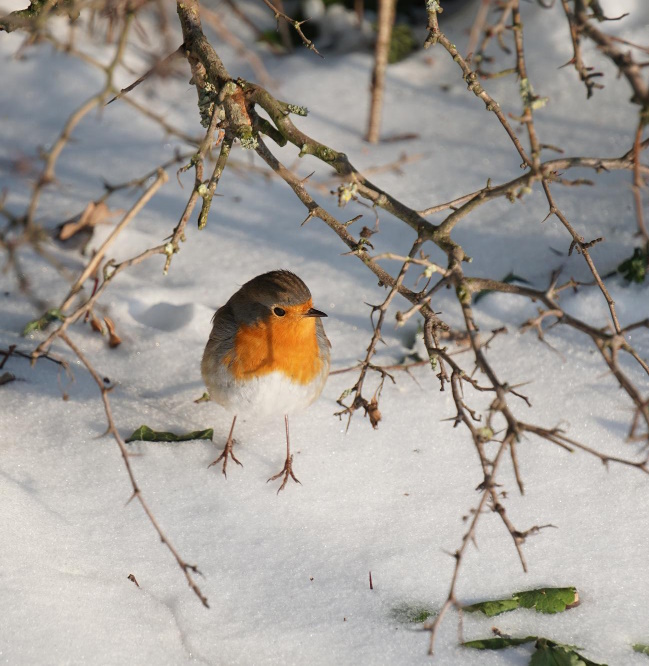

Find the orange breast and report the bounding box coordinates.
[225,309,323,385]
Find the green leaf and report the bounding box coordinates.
[516,587,579,614]
[464,587,578,617]
[464,636,606,664]
[530,638,607,666]
[463,636,536,650]
[617,247,648,284]
[633,644,649,655]
[464,598,520,617]
[22,308,66,336]
[125,425,213,443]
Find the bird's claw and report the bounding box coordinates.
[208,437,242,478]
[267,454,301,493]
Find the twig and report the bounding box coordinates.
[25,14,134,230]
[366,0,396,143]
[258,0,323,57]
[59,332,209,607]
[107,44,184,105]
[335,236,423,429]
[632,118,648,242]
[425,437,511,654]
[59,169,169,315]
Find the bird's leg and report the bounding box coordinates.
[208,415,242,478]
[267,414,301,493]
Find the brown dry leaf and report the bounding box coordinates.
[89,312,105,334]
[57,201,120,241]
[104,317,122,348]
[366,397,382,429]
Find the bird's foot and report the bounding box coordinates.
[208,436,242,478]
[267,454,301,493]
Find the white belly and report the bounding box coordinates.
[204,364,328,417]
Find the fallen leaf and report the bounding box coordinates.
[464,636,606,664]
[89,312,105,334]
[56,201,119,242]
[463,598,520,617]
[125,425,214,443]
[517,587,579,614]
[104,316,122,348]
[464,587,578,617]
[463,636,537,650]
[530,638,606,666]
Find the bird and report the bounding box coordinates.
[201,270,330,492]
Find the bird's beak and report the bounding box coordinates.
[305,307,327,318]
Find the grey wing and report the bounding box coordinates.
[201,303,238,382]
[315,318,331,363]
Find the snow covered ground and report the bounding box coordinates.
[1,0,648,664]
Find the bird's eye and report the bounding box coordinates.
[273,307,286,317]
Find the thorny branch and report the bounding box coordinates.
[424,436,512,652]
[421,0,649,652]
[59,332,209,608]
[32,169,169,359]
[1,2,235,608]
[179,8,649,648]
[258,0,323,57]
[335,236,424,429]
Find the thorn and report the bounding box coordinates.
[299,171,315,185]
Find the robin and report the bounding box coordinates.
[201,270,331,491]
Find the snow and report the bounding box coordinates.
[1,0,648,664]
